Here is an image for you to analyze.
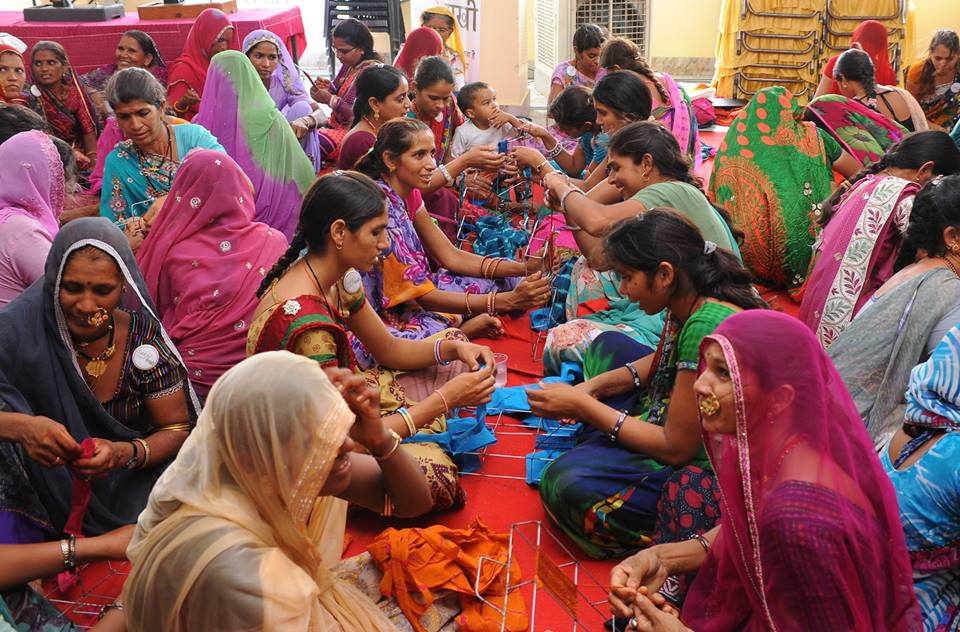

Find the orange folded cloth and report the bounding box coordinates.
[368,518,528,632]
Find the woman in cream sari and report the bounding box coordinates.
[123,351,437,631]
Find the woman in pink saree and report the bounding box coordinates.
[609,310,920,632]
[136,150,288,399]
[800,131,960,348]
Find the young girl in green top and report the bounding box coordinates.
[527,209,767,558]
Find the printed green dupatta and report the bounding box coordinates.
[709,86,834,299]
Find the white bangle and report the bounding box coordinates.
[546,143,564,160]
[438,163,454,186]
[559,187,582,215]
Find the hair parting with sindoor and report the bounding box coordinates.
[603,208,767,310]
[257,171,387,297]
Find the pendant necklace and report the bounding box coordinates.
[76,322,117,380]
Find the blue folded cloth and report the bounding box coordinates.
[403,414,497,474]
[487,363,581,415]
[526,449,564,485]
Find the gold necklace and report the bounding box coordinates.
[943,254,960,279]
[76,323,116,380]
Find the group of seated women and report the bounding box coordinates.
[0,11,959,632]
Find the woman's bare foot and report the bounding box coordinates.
[461,314,504,339]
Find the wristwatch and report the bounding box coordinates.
[124,440,140,470]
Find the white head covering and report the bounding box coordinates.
[123,351,397,631]
[0,32,27,56]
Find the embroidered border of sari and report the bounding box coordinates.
[805,94,905,166]
[801,175,918,348]
[251,294,355,370]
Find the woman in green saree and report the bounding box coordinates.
[709,86,860,301]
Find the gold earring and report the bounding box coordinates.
[374,110,380,120]
[87,307,110,327]
[698,393,721,417]
[949,242,960,255]
[335,241,343,250]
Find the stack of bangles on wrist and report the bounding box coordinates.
[545,143,564,160]
[479,256,504,279]
[396,406,416,437]
[60,534,77,572]
[438,163,454,186]
[559,187,584,215]
[434,338,450,366]
[486,291,497,316]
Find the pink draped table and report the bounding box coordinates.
[0,6,306,74]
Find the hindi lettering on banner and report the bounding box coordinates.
[410,0,482,84]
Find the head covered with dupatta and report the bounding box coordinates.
[123,351,397,631]
[0,217,198,535]
[241,29,308,98]
[0,129,64,238]
[194,50,315,240]
[684,310,919,631]
[166,8,238,96]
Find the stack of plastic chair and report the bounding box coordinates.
[714,0,824,103]
[821,0,907,81]
[326,1,405,72]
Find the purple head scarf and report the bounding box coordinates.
[0,130,64,238]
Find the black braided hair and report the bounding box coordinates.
[894,174,960,271]
[599,37,669,104]
[820,130,960,226]
[256,172,387,297]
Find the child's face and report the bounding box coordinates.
[467,87,499,124]
[575,47,602,75]
[414,80,454,120]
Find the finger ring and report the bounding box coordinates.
[629,618,639,629]
[53,457,62,466]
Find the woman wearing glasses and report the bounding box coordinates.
[311,19,382,158]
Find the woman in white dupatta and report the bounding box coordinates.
[123,351,434,631]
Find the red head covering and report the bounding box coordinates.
[167,9,238,96]
[824,20,896,92]
[683,311,920,632]
[135,149,288,397]
[393,27,444,82]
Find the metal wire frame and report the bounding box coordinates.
[474,520,614,631]
[44,561,130,630]
[734,72,814,99]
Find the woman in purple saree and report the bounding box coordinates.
[801,131,960,347]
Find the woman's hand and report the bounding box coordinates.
[123,217,147,252]
[609,549,670,618]
[324,368,388,451]
[631,590,691,632]
[310,78,333,104]
[177,88,200,110]
[443,340,495,371]
[441,364,496,408]
[71,438,122,479]
[290,118,311,140]
[526,382,587,421]
[542,170,573,197]
[12,415,83,468]
[511,145,546,169]
[72,148,92,169]
[462,145,507,170]
[505,271,552,310]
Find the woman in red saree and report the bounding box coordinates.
[166,8,237,121]
[609,310,920,632]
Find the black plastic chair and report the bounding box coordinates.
[326,1,405,74]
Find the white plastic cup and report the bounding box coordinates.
[493,353,508,388]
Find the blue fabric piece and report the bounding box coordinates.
[526,449,564,485]
[403,414,497,473]
[487,373,574,415]
[465,215,529,259]
[558,361,583,384]
[535,424,583,451]
[530,256,577,331]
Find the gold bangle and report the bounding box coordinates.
[397,407,416,437]
[534,159,550,173]
[436,388,450,414]
[133,438,150,469]
[373,430,402,462]
[156,422,192,433]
